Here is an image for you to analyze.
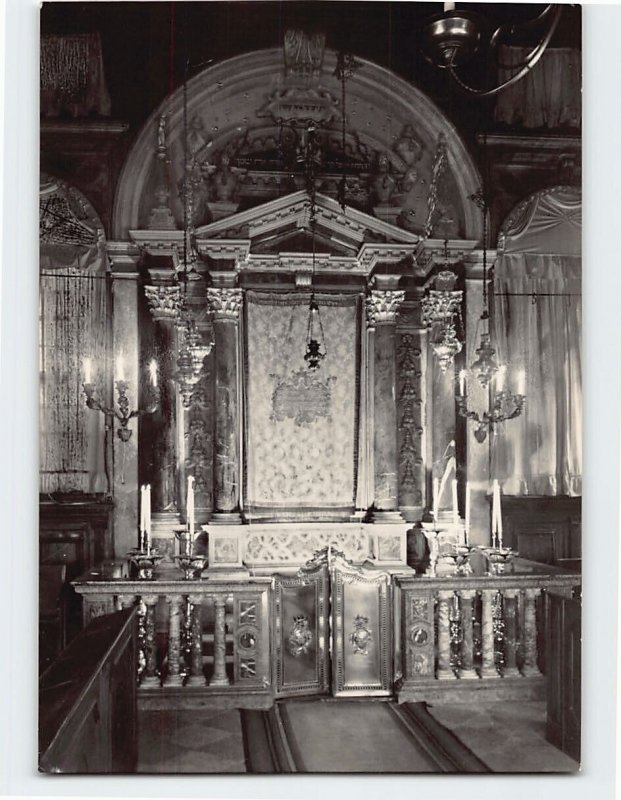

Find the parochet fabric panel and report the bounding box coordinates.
[245,292,359,513]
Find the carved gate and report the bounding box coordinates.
[272,550,393,697]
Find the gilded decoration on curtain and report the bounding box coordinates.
[271,369,334,426]
[245,291,358,511]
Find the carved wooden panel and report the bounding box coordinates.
[330,559,392,696]
[273,565,330,697]
[401,588,436,683]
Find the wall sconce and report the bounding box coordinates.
[82,355,160,442]
[456,365,526,443]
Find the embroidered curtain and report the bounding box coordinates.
[244,291,359,516]
[491,187,581,497]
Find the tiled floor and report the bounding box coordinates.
[136,699,578,774]
[428,700,579,773]
[137,707,247,773]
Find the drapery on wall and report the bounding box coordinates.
[40,177,108,494]
[492,187,581,497]
[494,46,581,129]
[244,291,359,516]
[40,33,111,118]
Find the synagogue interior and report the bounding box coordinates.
[38,1,582,775]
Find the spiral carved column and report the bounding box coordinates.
[164,594,184,686]
[210,595,230,686]
[522,587,543,677]
[141,594,160,687]
[503,588,521,677]
[459,589,478,679]
[186,595,206,686]
[481,589,500,679]
[436,590,454,680]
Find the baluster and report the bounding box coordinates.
[503,588,520,677]
[480,589,500,679]
[186,594,206,687]
[521,587,543,676]
[141,594,160,687]
[459,589,478,679]
[209,595,230,687]
[436,590,454,680]
[164,594,184,687]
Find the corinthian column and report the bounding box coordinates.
[207,285,242,522]
[366,282,405,521]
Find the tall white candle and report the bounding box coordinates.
[459,369,466,396]
[444,1,455,11]
[83,357,92,384]
[496,365,506,393]
[451,479,459,525]
[149,359,158,388]
[516,368,526,396]
[491,479,499,548]
[116,353,125,382]
[497,481,503,549]
[139,485,145,549]
[432,477,440,526]
[464,481,471,546]
[145,484,152,554]
[187,476,195,539]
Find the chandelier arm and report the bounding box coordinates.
[490,3,559,61]
[447,4,562,98]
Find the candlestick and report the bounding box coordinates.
[496,481,503,549]
[491,479,499,548]
[451,478,459,525]
[432,477,440,527]
[464,481,470,545]
[149,359,158,388]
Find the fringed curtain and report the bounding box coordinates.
[41,33,111,118]
[494,46,581,129]
[39,176,108,494]
[244,291,359,516]
[491,187,581,497]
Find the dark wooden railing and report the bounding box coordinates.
[39,607,137,773]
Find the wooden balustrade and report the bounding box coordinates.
[72,578,272,707]
[72,558,580,708]
[396,565,580,703]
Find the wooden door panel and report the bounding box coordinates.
[273,565,330,697]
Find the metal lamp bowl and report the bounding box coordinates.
[422,11,483,68]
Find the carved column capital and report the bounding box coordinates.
[145,285,181,323]
[366,289,405,326]
[207,287,243,321]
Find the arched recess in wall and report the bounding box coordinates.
[491,185,581,497]
[40,174,109,495]
[112,46,483,241]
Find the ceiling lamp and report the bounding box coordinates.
[422,3,563,97]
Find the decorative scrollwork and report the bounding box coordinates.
[287,615,313,658]
[349,615,372,655]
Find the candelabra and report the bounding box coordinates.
[456,386,525,443]
[83,377,160,442]
[128,548,163,580]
